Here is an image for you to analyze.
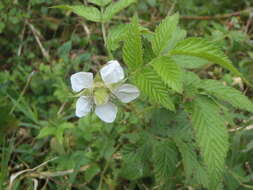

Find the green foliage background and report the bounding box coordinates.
[1,0,253,189]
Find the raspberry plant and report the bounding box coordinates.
[41,1,253,189]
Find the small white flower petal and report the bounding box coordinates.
[95,102,118,123]
[113,84,140,103]
[70,72,93,92]
[100,60,124,84]
[75,96,92,118]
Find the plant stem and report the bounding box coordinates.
[101,22,107,47]
[101,7,113,59]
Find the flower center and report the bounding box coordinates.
[93,87,109,105]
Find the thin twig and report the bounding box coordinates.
[27,165,90,178]
[17,24,26,56]
[81,23,91,39]
[167,1,176,16]
[32,178,38,190]
[8,157,58,190]
[181,8,253,20]
[17,2,31,56]
[57,102,67,116]
[229,125,253,132]
[26,21,50,61]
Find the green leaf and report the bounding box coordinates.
[120,143,148,180]
[170,38,241,76]
[53,5,102,22]
[151,56,183,93]
[107,24,129,51]
[85,164,100,182]
[151,13,179,55]
[172,55,210,69]
[107,24,149,52]
[37,127,56,139]
[189,96,229,189]
[152,140,178,183]
[88,0,112,6]
[133,67,175,111]
[103,0,136,22]
[174,139,209,188]
[199,80,253,113]
[57,41,72,58]
[182,72,201,98]
[123,16,143,70]
[56,123,74,144]
[166,27,186,51]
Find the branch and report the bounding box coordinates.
[229,125,253,132]
[181,8,253,20]
[8,157,58,190]
[27,165,90,178]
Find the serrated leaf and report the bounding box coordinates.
[172,55,210,69]
[166,27,186,51]
[151,13,179,55]
[120,141,150,180]
[123,16,143,70]
[107,24,148,52]
[53,5,102,22]
[133,67,175,110]
[152,140,178,183]
[103,0,136,22]
[189,96,229,190]
[107,24,129,51]
[151,56,183,93]
[174,139,209,188]
[199,80,253,113]
[170,38,241,76]
[183,72,201,89]
[88,0,112,6]
[183,72,201,98]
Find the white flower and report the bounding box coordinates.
[70,60,140,123]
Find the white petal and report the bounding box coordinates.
[100,60,124,84]
[113,84,140,103]
[95,102,118,123]
[75,96,92,118]
[70,72,93,92]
